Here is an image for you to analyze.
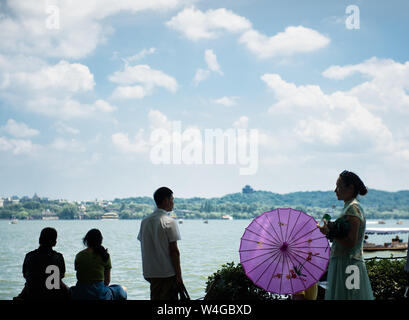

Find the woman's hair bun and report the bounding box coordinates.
[359,184,368,196]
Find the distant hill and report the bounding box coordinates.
[202,189,409,208]
[170,188,409,219]
[2,189,408,220]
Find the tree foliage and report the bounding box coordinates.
[1,189,408,220]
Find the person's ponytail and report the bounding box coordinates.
[94,244,109,262]
[83,229,110,262]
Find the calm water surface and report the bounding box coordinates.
[0,218,408,300]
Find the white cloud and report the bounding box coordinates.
[93,99,117,113]
[261,71,405,158]
[112,109,173,155]
[26,97,116,119]
[233,116,248,129]
[2,119,39,138]
[148,109,173,130]
[112,130,149,154]
[0,0,194,59]
[166,6,251,41]
[0,56,113,119]
[193,68,210,86]
[239,26,330,59]
[167,8,329,59]
[0,57,95,93]
[322,57,409,114]
[54,122,80,135]
[193,49,223,85]
[212,96,238,106]
[204,49,223,75]
[50,138,86,153]
[262,73,330,114]
[12,60,95,92]
[111,85,149,99]
[0,136,38,155]
[109,64,178,99]
[123,48,156,63]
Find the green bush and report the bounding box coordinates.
[205,259,409,300]
[366,257,409,300]
[204,262,286,300]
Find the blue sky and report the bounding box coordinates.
[1,0,409,201]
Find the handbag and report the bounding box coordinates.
[177,283,190,300]
[326,216,350,242]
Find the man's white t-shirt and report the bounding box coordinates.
[137,208,181,278]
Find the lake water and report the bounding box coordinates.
[1,218,408,300]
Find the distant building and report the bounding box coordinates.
[77,211,86,220]
[8,197,20,204]
[42,209,59,220]
[101,212,119,220]
[242,185,255,194]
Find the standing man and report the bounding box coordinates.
[138,187,183,300]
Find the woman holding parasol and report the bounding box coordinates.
[318,170,374,300]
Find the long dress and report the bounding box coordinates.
[325,198,374,300]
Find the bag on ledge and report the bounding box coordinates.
[177,283,190,300]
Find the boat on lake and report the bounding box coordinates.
[364,235,408,252]
[378,220,386,224]
[101,212,119,220]
[221,215,233,220]
[9,217,18,224]
[364,228,409,252]
[178,219,183,224]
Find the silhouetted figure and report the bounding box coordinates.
[318,170,374,300]
[138,187,183,300]
[70,229,127,300]
[14,227,69,300]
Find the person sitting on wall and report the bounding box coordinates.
[14,227,69,300]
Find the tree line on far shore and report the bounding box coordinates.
[1,189,409,220]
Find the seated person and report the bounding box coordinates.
[14,227,69,300]
[70,229,127,300]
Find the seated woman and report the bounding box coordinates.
[70,229,127,300]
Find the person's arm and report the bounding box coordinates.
[104,268,111,286]
[333,215,360,248]
[318,215,360,249]
[22,254,29,279]
[59,254,66,279]
[169,241,183,287]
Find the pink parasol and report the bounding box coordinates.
[239,208,330,295]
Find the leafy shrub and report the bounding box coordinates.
[366,257,409,300]
[205,259,409,300]
[204,262,287,300]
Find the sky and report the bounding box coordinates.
[0,0,409,201]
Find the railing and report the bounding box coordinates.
[364,255,407,261]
